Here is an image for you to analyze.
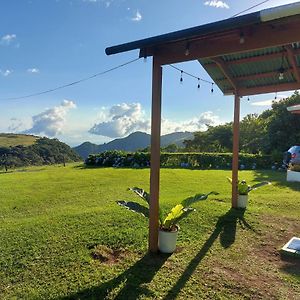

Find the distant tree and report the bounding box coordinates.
[162,144,179,153]
[260,92,300,153]
[184,124,232,152]
[239,114,267,154]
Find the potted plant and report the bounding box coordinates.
[227,178,271,209]
[117,187,218,253]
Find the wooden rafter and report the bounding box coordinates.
[214,68,293,86]
[212,57,238,91]
[225,81,300,96]
[285,45,300,83]
[205,52,283,67]
[204,48,300,67]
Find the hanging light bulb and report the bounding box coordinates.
[211,83,214,93]
[275,92,277,100]
[185,43,190,56]
[239,32,245,44]
[197,78,200,89]
[180,70,183,83]
[278,67,284,80]
[247,97,250,102]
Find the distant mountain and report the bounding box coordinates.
[73,131,194,159]
[0,134,81,169]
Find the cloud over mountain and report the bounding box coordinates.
[89,102,220,138]
[89,103,150,138]
[23,100,76,137]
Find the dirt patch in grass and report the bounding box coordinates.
[90,245,129,264]
[199,214,300,299]
[257,215,300,270]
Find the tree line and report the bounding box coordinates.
[183,92,300,159]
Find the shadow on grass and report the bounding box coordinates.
[253,170,300,192]
[60,252,170,300]
[280,255,300,276]
[163,208,254,300]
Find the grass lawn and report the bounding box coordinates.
[0,164,300,299]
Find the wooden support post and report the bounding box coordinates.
[232,94,240,208]
[149,56,162,253]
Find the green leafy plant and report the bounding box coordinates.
[117,187,218,231]
[227,177,271,195]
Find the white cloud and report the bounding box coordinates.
[0,69,12,77]
[204,1,229,9]
[250,95,288,106]
[0,34,17,46]
[82,0,113,7]
[27,68,40,74]
[161,111,220,134]
[23,100,76,137]
[89,103,150,138]
[8,118,24,132]
[131,10,142,22]
[89,103,220,138]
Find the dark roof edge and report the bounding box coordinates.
[105,12,261,56]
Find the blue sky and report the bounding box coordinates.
[0,0,298,146]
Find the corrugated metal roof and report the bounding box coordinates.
[199,45,300,95]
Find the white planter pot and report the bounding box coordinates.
[237,195,248,209]
[287,170,300,182]
[158,229,178,253]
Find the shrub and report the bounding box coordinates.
[85,151,272,170]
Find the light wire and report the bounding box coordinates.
[168,64,214,84]
[231,0,271,18]
[0,57,141,101]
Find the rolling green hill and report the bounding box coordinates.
[0,134,81,169]
[0,133,38,147]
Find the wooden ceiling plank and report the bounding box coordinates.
[285,45,300,83]
[225,82,300,96]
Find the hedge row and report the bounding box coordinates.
[85,150,273,169]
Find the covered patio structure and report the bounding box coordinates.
[106,2,300,252]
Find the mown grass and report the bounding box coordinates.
[0,164,300,299]
[0,133,38,147]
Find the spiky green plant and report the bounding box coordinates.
[227,177,271,195]
[117,187,218,231]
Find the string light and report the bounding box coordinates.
[239,32,245,44]
[168,64,214,93]
[180,70,183,83]
[278,49,285,80]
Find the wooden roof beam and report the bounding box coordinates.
[285,45,300,83]
[212,69,293,86]
[156,17,300,65]
[212,57,238,92]
[205,48,300,67]
[205,51,284,67]
[225,81,300,96]
[236,68,292,82]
